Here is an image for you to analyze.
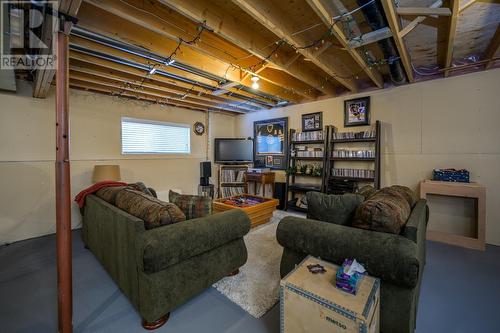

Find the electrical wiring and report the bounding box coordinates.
[117,0,240,61]
[111,0,395,106]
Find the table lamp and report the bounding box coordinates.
[92,165,121,183]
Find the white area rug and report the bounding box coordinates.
[213,210,302,318]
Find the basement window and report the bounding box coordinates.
[121,117,191,154]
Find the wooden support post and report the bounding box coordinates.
[55,30,72,333]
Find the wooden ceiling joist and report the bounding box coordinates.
[348,27,393,49]
[69,59,258,112]
[399,0,444,38]
[81,0,316,101]
[70,80,211,113]
[69,66,252,113]
[76,2,302,104]
[69,75,244,114]
[159,0,339,96]
[306,0,384,89]
[231,0,358,92]
[69,50,267,112]
[396,7,452,16]
[459,0,477,12]
[484,24,500,70]
[380,0,415,82]
[33,0,82,98]
[444,1,459,77]
[69,35,274,108]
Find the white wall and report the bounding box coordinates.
[0,81,235,244]
[235,69,500,246]
[2,70,499,246]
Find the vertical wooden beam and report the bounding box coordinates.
[56,31,73,333]
[380,0,415,82]
[484,24,500,70]
[444,0,459,77]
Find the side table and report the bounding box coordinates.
[244,172,275,198]
[419,180,485,250]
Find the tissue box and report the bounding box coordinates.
[280,256,380,333]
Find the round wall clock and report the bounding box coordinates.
[193,122,205,136]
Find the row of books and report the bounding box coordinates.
[331,168,375,179]
[295,146,324,157]
[220,186,245,197]
[331,150,375,158]
[332,130,376,140]
[220,169,245,183]
[291,130,324,142]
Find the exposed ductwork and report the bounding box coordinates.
[71,26,287,109]
[356,0,407,85]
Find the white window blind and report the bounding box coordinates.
[121,117,191,154]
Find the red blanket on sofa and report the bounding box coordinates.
[74,181,127,208]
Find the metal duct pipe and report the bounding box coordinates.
[356,0,407,85]
[71,26,282,107]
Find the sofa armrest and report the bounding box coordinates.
[402,199,428,243]
[277,217,420,288]
[140,209,251,273]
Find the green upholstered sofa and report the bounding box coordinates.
[277,199,429,333]
[82,194,250,328]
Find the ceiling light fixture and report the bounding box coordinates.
[148,67,157,75]
[251,75,259,89]
[166,58,176,66]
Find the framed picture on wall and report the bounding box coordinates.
[253,117,288,170]
[302,112,322,131]
[344,97,370,127]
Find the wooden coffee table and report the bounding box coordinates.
[213,194,279,228]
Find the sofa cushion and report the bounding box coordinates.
[353,187,412,234]
[116,189,186,230]
[128,182,154,197]
[306,192,364,226]
[169,190,212,220]
[357,185,377,200]
[95,182,154,205]
[385,185,416,207]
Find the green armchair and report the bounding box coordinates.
[277,199,429,333]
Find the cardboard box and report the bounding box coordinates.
[280,256,380,333]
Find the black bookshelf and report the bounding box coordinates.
[284,122,381,211]
[284,126,335,212]
[325,120,381,193]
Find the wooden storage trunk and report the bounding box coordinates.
[280,256,380,333]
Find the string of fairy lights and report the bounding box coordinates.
[108,0,401,108]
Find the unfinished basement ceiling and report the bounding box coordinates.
[25,0,500,113]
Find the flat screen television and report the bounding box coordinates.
[214,138,254,163]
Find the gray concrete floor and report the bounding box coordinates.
[1,230,499,333]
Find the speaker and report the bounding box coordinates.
[200,161,211,186]
[200,177,209,186]
[200,161,211,178]
[274,182,286,210]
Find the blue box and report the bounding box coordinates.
[433,169,470,183]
